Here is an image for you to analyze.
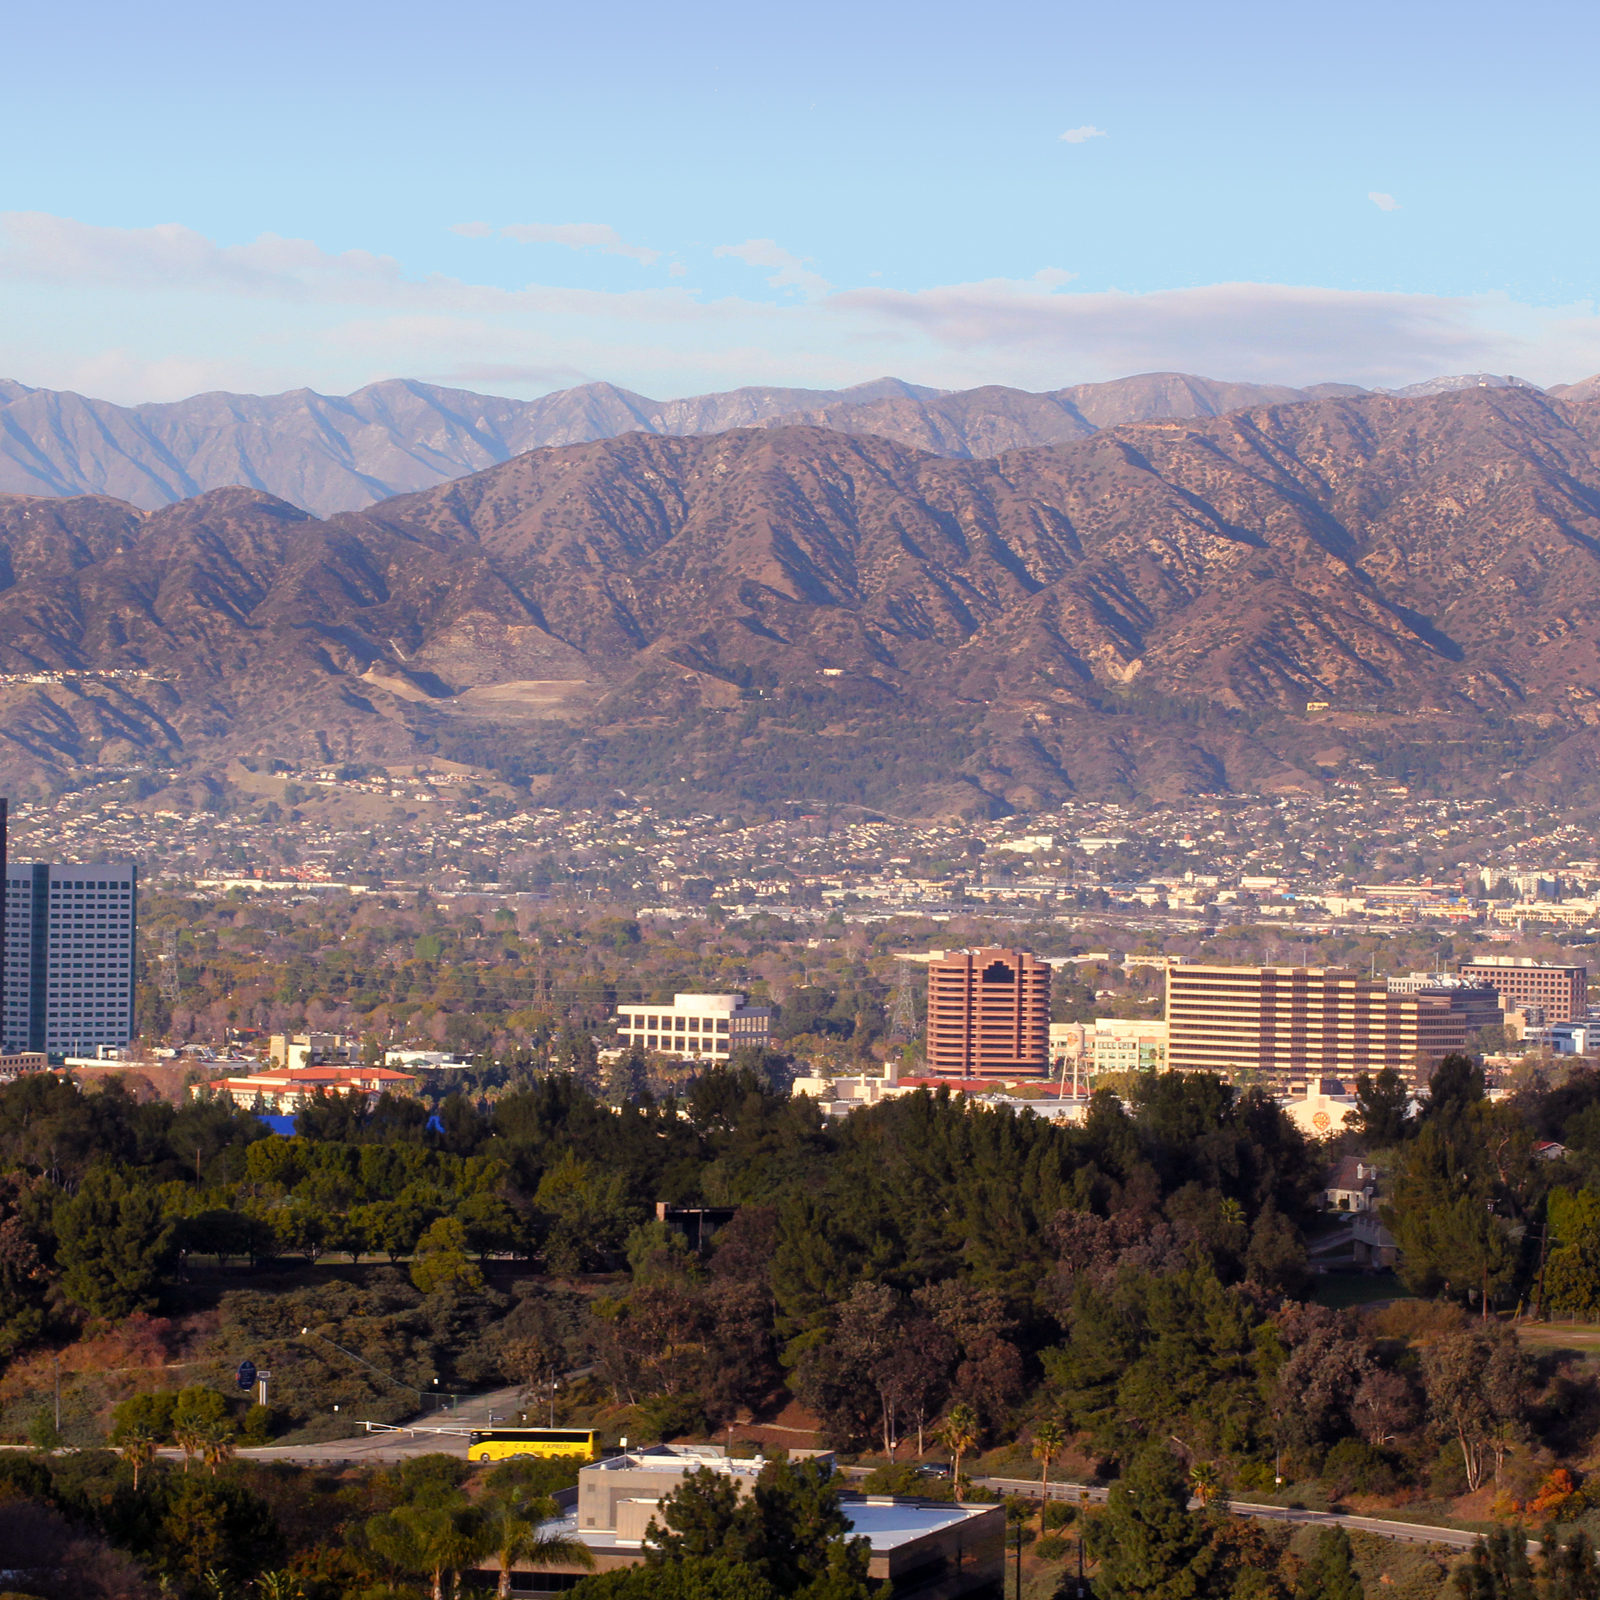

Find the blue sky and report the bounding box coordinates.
[3,0,1598,402]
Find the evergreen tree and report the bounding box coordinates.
[55,1166,175,1318]
[1541,1531,1600,1600]
[1298,1528,1363,1600]
[645,1460,876,1600]
[1353,1068,1410,1144]
[1455,1526,1534,1600]
[1087,1443,1215,1600]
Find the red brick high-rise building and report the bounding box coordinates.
[925,947,1051,1078]
[1459,959,1587,1024]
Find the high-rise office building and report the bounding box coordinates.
[1166,964,1472,1091]
[925,947,1051,1077]
[1459,959,1587,1025]
[3,863,138,1055]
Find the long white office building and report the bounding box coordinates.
[3,863,138,1055]
[613,992,772,1060]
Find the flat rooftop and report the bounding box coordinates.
[844,1498,989,1549]
[547,1494,992,1555]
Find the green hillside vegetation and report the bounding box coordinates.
[8,1031,1600,1593]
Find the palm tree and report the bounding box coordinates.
[173,1416,204,1474]
[252,1572,305,1599]
[117,1424,159,1491]
[1033,1418,1067,1513]
[937,1402,979,1495]
[198,1418,236,1477]
[367,1502,491,1600]
[1189,1461,1223,1507]
[482,1490,595,1600]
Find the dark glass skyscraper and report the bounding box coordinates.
[3,861,137,1055]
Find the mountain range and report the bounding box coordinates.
[7,384,1600,814]
[1,367,1580,519]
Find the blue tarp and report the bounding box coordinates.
[256,1113,298,1137]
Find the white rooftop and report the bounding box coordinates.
[845,1499,989,1549]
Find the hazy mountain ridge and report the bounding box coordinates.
[4,387,1600,812]
[0,368,1534,519]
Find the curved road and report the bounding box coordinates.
[232,1406,1484,1553]
[971,1476,1481,1551]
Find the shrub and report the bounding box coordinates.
[1427,1443,1468,1499]
[633,1392,707,1443]
[241,1403,276,1445]
[110,1391,176,1443]
[1035,1534,1069,1559]
[1321,1438,1396,1498]
[1234,1460,1277,1493]
[861,1462,923,1496]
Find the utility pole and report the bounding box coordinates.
[1533,1222,1551,1321]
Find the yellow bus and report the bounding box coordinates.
[467,1426,599,1463]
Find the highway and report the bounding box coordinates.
[970,1476,1481,1551]
[230,1385,524,1466]
[232,1411,1482,1552]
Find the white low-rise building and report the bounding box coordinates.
[385,1048,474,1070]
[791,1063,917,1117]
[1282,1078,1360,1137]
[514,1446,1005,1595]
[613,992,772,1060]
[1092,1017,1168,1074]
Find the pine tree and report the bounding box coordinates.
[1087,1443,1215,1600]
[1298,1528,1363,1600]
[1455,1526,1534,1600]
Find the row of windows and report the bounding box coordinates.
[620,1016,733,1033]
[629,1036,730,1051]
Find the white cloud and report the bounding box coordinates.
[449,221,494,239]
[0,212,706,322]
[1369,192,1401,212]
[827,278,1561,389]
[498,222,660,265]
[713,238,831,298]
[9,210,1600,406]
[1060,125,1108,144]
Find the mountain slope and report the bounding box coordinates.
[0,372,1359,517]
[5,387,1600,811]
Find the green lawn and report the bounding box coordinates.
[1513,1319,1600,1356]
[1311,1272,1413,1310]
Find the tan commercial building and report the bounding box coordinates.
[1166,964,1468,1091]
[925,948,1050,1078]
[613,992,772,1060]
[1092,1017,1168,1075]
[513,1446,1004,1599]
[1460,959,1588,1024]
[267,1031,355,1070]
